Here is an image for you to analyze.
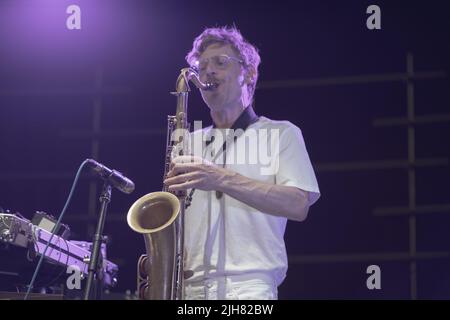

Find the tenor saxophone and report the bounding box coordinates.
[126,68,215,300]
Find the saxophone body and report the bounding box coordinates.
[127,68,215,300]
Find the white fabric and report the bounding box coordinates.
[184,116,320,294]
[185,272,278,300]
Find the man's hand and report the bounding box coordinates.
[164,155,231,192]
[164,156,310,222]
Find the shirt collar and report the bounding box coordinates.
[212,105,259,131]
[205,106,259,147]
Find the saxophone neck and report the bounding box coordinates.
[175,67,216,93]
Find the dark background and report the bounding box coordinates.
[0,0,449,299]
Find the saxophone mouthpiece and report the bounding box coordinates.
[204,81,218,91]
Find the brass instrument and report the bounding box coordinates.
[127,68,215,300]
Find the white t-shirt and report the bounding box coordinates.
[184,116,320,286]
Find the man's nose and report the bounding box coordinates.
[201,69,216,83]
[205,61,217,75]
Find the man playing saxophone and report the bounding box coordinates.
[163,26,320,300]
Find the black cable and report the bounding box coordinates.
[24,159,91,300]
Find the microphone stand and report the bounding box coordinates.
[83,182,112,300]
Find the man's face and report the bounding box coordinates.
[196,43,246,111]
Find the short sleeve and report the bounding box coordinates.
[275,124,320,206]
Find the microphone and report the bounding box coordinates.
[86,159,135,194]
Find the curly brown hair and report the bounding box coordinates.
[186,26,261,103]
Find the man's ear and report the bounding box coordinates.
[244,66,256,85]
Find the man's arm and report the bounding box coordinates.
[164,156,310,222]
[219,170,310,222]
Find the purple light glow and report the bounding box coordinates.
[0,0,144,66]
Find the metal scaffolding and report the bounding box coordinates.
[258,52,449,299]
